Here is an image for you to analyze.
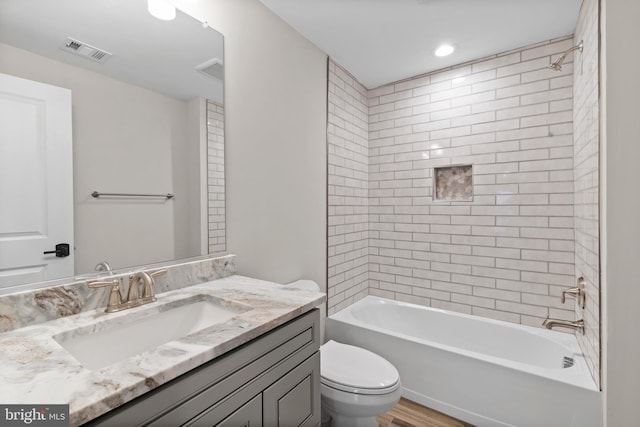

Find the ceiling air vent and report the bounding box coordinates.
[60,37,112,64]
[195,58,224,81]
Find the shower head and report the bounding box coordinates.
[548,56,565,71]
[548,41,584,72]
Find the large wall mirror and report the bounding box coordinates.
[0,0,225,292]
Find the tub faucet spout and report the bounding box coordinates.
[542,318,585,335]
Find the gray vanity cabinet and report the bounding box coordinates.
[85,309,320,427]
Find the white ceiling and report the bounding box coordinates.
[0,0,224,102]
[260,0,582,89]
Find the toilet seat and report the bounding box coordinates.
[321,376,399,395]
[320,340,400,395]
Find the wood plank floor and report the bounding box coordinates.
[377,398,475,427]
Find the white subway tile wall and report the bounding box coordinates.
[207,100,226,254]
[368,36,577,326]
[329,30,601,385]
[573,0,600,388]
[327,61,370,314]
[328,37,578,321]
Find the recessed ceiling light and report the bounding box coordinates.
[148,0,176,20]
[435,44,455,57]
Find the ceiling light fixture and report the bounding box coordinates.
[148,0,176,21]
[434,44,454,57]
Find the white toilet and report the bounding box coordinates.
[320,340,401,427]
[287,280,402,427]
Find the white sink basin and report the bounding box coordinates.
[53,296,249,370]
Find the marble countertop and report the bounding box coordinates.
[0,275,325,426]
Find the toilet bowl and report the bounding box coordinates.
[320,340,401,427]
[286,280,402,427]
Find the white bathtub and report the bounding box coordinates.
[325,296,602,427]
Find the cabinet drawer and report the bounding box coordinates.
[190,393,262,427]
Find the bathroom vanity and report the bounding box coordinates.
[0,261,325,427]
[87,308,320,427]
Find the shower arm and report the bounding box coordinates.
[549,41,583,71]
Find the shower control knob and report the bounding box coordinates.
[560,277,586,309]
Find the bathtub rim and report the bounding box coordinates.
[329,295,599,392]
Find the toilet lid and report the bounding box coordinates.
[320,340,399,395]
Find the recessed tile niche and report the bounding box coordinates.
[433,165,473,201]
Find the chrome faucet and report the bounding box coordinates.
[542,318,585,335]
[94,261,113,274]
[88,268,167,313]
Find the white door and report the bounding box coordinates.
[0,73,74,288]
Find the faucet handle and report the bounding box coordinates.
[561,277,586,309]
[149,269,167,279]
[142,269,166,298]
[561,287,581,303]
[87,278,119,288]
[87,279,123,312]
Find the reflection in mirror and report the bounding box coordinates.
[0,0,225,292]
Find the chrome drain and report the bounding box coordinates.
[562,356,574,368]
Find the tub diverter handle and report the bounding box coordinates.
[561,277,586,309]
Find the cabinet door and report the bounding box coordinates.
[263,353,320,427]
